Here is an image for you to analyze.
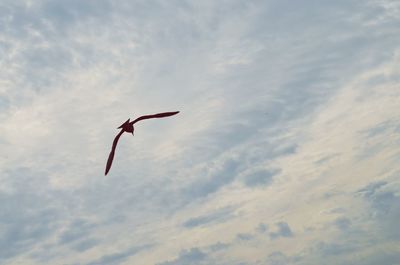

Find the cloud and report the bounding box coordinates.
[313,241,359,257]
[156,248,207,265]
[266,252,294,265]
[269,222,294,239]
[288,179,400,264]
[86,244,153,265]
[0,168,59,262]
[357,181,388,199]
[183,159,240,200]
[358,181,400,240]
[236,233,255,241]
[333,217,352,231]
[58,219,98,245]
[243,169,280,188]
[347,252,400,265]
[206,242,230,252]
[255,223,268,233]
[156,244,247,265]
[71,238,99,252]
[182,207,235,228]
[362,121,393,138]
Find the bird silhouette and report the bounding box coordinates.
[105,111,179,175]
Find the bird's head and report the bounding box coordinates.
[118,119,135,135]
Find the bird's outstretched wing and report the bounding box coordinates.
[131,111,179,124]
[105,129,124,175]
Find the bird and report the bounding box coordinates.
[105,111,179,175]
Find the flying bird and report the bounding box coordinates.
[105,111,179,175]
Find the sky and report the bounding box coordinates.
[1,0,400,264]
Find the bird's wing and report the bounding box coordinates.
[105,129,124,175]
[131,111,179,124]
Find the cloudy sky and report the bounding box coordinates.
[1,0,400,264]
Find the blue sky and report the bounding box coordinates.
[1,0,400,264]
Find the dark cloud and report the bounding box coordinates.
[358,181,400,240]
[256,223,268,233]
[295,181,400,264]
[183,207,235,228]
[333,217,352,231]
[357,181,387,197]
[266,251,301,265]
[363,122,393,138]
[155,243,247,265]
[236,233,254,241]
[58,219,98,245]
[0,168,59,262]
[269,222,294,239]
[243,169,280,187]
[71,238,99,252]
[328,208,346,214]
[347,251,400,265]
[86,244,153,265]
[314,154,339,165]
[0,202,57,260]
[207,242,230,252]
[157,248,207,265]
[183,159,239,199]
[313,241,359,257]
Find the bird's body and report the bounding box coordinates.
[105,111,179,175]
